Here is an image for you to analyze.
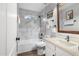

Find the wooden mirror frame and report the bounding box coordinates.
[57,3,79,34]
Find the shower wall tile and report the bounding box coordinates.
[17,8,40,53]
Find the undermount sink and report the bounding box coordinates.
[55,38,77,47]
[58,40,76,47]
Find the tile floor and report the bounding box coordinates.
[17,50,45,56]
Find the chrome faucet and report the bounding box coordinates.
[65,35,69,42]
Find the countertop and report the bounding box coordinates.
[45,37,79,56]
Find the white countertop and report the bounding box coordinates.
[45,37,79,56]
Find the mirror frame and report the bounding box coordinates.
[57,3,79,34]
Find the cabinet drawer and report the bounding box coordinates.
[56,47,72,56]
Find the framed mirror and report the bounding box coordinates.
[57,3,79,34]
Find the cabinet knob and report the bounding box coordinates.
[16,37,20,41]
[52,54,55,56]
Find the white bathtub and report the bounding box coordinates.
[17,39,39,53]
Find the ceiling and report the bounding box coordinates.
[18,3,50,12]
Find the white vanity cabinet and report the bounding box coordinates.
[56,47,72,56]
[45,41,56,56]
[45,40,72,56]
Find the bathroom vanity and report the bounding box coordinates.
[45,37,79,56]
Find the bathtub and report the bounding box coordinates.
[17,39,40,53]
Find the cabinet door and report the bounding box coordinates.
[45,41,56,56]
[7,3,17,56]
[56,47,72,56]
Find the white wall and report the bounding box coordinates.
[0,3,17,56]
[0,3,7,56]
[7,3,17,56]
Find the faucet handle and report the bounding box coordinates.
[67,35,69,38]
[65,35,69,39]
[78,46,79,51]
[65,35,69,42]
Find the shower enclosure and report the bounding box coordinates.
[17,14,40,54]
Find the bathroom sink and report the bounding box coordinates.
[59,40,76,47]
[55,38,77,48]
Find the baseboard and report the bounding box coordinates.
[8,45,16,56]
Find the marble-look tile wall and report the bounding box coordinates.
[17,8,40,53]
[39,4,57,37]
